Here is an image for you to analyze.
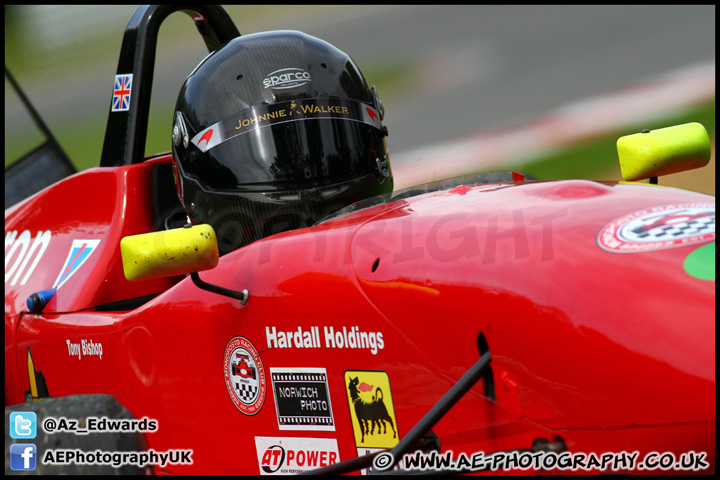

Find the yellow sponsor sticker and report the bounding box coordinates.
[344,370,399,449]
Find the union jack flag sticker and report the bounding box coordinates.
[112,74,133,112]
[52,239,101,289]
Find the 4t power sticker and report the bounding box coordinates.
[598,203,715,253]
[345,371,398,449]
[223,337,266,416]
[255,437,340,475]
[270,368,335,431]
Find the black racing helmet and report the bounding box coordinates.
[171,30,392,253]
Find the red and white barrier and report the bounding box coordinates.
[391,62,715,189]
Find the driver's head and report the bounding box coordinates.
[171,30,392,252]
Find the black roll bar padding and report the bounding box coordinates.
[100,5,240,168]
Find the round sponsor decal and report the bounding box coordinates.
[598,203,715,253]
[223,336,266,415]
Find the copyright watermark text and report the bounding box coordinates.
[371,450,709,473]
[42,416,157,434]
[43,448,193,468]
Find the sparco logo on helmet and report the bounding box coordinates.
[263,68,311,89]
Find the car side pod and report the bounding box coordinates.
[617,122,711,182]
[120,224,248,304]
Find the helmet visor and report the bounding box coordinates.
[184,97,386,190]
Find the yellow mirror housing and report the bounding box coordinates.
[121,224,219,281]
[617,123,711,182]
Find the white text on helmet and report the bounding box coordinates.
[263,68,312,89]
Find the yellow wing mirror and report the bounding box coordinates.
[120,224,247,304]
[617,122,711,182]
[121,224,219,281]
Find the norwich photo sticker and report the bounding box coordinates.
[344,370,398,449]
[270,367,335,431]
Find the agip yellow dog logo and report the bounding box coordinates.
[344,370,398,449]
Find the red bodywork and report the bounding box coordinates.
[4,155,715,474]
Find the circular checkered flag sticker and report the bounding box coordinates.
[598,203,715,252]
[224,337,265,415]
